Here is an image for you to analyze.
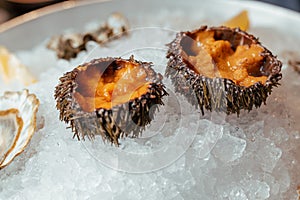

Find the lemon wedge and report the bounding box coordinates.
[0,46,37,86]
[223,10,249,31]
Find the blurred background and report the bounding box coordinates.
[0,0,299,24]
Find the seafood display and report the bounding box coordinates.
[0,1,299,199]
[0,90,39,169]
[54,56,167,145]
[166,26,282,115]
[47,12,129,60]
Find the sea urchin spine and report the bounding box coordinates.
[55,56,168,145]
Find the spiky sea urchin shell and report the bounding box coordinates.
[55,56,168,145]
[166,26,282,115]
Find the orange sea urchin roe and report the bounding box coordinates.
[186,31,267,87]
[74,61,150,112]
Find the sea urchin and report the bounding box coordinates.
[166,26,282,115]
[55,56,168,145]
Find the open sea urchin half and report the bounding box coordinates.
[166,26,282,115]
[55,56,168,145]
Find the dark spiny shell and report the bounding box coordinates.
[55,56,168,145]
[166,26,282,115]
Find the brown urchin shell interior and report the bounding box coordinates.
[55,56,168,145]
[166,26,282,115]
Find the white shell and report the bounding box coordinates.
[0,90,39,169]
[107,12,130,36]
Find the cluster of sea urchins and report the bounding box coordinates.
[55,56,167,145]
[166,26,282,115]
[55,25,283,146]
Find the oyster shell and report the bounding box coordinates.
[0,90,39,169]
[0,46,37,86]
[47,12,129,60]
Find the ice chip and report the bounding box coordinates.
[257,139,282,173]
[228,187,249,200]
[245,180,270,200]
[212,133,247,163]
[192,120,223,158]
[267,127,289,144]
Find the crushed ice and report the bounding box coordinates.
[0,10,300,200]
